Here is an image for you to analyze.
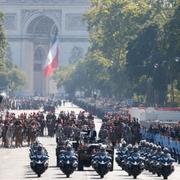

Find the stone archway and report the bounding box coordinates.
[26,15,58,96]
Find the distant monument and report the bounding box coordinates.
[0,0,90,96]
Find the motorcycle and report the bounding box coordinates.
[158,157,174,179]
[126,154,144,179]
[91,154,112,178]
[59,152,78,178]
[30,153,49,177]
[116,149,127,168]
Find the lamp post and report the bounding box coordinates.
[154,57,180,104]
[168,57,179,103]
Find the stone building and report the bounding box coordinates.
[0,0,90,96]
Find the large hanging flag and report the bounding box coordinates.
[43,31,59,77]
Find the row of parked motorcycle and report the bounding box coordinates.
[115,140,175,179]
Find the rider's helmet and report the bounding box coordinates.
[149,142,154,149]
[100,145,106,153]
[122,141,127,148]
[37,145,43,152]
[65,140,72,147]
[127,144,133,152]
[140,140,146,147]
[144,141,149,147]
[163,147,170,154]
[152,144,157,151]
[133,145,139,153]
[157,145,162,152]
[66,144,72,151]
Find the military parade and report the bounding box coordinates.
[0,0,180,180]
[0,96,179,179]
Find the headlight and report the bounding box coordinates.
[73,161,78,167]
[107,162,112,168]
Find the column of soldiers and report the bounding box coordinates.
[1,97,62,110]
[0,110,97,148]
[0,111,43,148]
[98,112,141,147]
[55,111,97,145]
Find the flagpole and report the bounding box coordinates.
[43,29,59,97]
[48,76,50,97]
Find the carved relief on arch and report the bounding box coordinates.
[3,13,17,30]
[65,13,87,31]
[69,46,84,64]
[21,9,61,34]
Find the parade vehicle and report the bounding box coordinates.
[77,142,114,171]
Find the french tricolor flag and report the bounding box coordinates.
[43,31,59,77]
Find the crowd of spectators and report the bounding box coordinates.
[148,123,180,140]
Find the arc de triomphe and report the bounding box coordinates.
[0,0,90,96]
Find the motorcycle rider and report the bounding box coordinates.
[92,144,112,174]
[98,145,109,156]
[65,144,75,155]
[116,141,128,166]
[127,145,144,177]
[127,144,134,156]
[59,143,78,173]
[160,147,175,163]
[154,145,163,159]
[37,145,48,156]
[30,140,44,158]
[117,140,128,152]
[157,147,175,178]
[130,145,144,163]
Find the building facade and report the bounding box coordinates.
[0,0,90,96]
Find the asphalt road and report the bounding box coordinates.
[0,102,179,180]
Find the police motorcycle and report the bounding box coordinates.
[140,141,154,171]
[116,141,128,168]
[58,144,78,178]
[91,145,112,178]
[29,142,49,177]
[147,144,159,174]
[149,145,163,176]
[156,148,175,179]
[121,144,134,173]
[125,145,144,179]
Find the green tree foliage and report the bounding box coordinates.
[0,12,7,71]
[55,0,179,105]
[0,11,26,92]
[0,72,9,90]
[8,67,26,92]
[163,2,180,101]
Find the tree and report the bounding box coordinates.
[54,0,179,104]
[0,11,27,94]
[0,11,7,72]
[0,71,9,90]
[8,67,26,93]
[163,2,180,103]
